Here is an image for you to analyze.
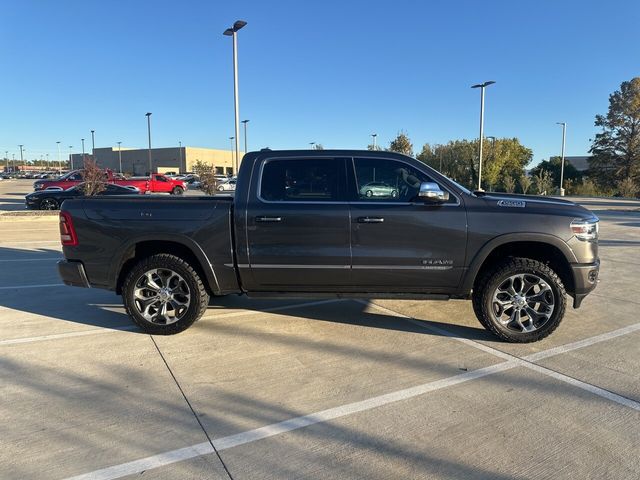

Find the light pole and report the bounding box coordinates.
[81,138,85,167]
[241,119,249,154]
[229,136,235,170]
[371,133,377,150]
[178,141,183,172]
[223,20,247,174]
[91,130,96,164]
[4,151,7,172]
[69,146,73,170]
[18,145,24,172]
[56,141,61,174]
[556,122,567,196]
[309,142,316,150]
[117,141,122,173]
[145,113,152,176]
[471,80,496,191]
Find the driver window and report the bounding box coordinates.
[353,158,433,202]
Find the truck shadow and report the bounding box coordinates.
[0,246,489,342]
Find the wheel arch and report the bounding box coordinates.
[462,234,577,297]
[113,235,220,296]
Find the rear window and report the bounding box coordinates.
[260,158,343,202]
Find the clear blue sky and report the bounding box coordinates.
[1,0,638,165]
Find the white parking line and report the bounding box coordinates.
[0,240,60,244]
[0,326,138,346]
[0,299,343,346]
[0,257,61,262]
[0,283,65,290]
[62,317,640,480]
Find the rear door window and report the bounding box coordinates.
[260,158,345,202]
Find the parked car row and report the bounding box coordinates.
[1,171,67,179]
[33,169,187,195]
[25,183,141,210]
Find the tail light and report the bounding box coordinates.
[59,212,78,246]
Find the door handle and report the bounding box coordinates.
[255,216,282,223]
[357,216,384,223]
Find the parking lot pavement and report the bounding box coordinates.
[1,202,639,479]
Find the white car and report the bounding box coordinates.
[217,179,236,191]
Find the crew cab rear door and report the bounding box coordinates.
[348,156,467,291]
[242,155,351,290]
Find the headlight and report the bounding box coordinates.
[571,218,599,241]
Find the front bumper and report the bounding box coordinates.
[571,259,600,308]
[57,260,90,288]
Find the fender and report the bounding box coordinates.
[108,233,221,294]
[459,232,578,293]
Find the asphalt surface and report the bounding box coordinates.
[1,179,639,479]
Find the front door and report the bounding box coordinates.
[244,156,351,291]
[349,157,467,292]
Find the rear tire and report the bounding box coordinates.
[40,198,59,210]
[122,254,209,335]
[472,257,566,343]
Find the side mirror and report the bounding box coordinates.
[418,182,449,203]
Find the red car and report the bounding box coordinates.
[33,170,186,195]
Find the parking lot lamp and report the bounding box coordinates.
[309,142,315,150]
[18,145,24,171]
[471,80,496,191]
[81,138,85,167]
[223,20,247,174]
[242,119,249,154]
[229,136,235,169]
[56,142,61,174]
[556,122,567,196]
[91,130,97,164]
[117,141,122,174]
[371,133,377,150]
[145,113,152,176]
[69,146,73,170]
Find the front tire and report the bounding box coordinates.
[472,257,566,343]
[122,254,209,335]
[171,186,184,195]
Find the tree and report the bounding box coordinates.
[313,144,324,150]
[534,170,553,195]
[192,159,218,195]
[617,177,638,198]
[503,175,516,193]
[367,144,383,151]
[417,138,532,191]
[519,174,532,194]
[529,156,582,191]
[80,158,106,196]
[388,132,414,157]
[589,77,640,192]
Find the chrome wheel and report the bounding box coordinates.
[491,273,555,333]
[133,268,191,325]
[41,198,59,210]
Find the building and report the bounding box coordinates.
[564,156,591,172]
[70,146,244,176]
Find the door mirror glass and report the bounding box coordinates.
[419,182,449,203]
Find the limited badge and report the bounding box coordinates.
[497,200,526,208]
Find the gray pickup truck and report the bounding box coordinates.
[58,150,600,342]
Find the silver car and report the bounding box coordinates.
[359,181,398,198]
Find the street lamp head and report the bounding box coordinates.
[556,122,566,126]
[241,119,250,124]
[56,141,60,144]
[91,130,95,134]
[224,20,247,36]
[233,20,247,31]
[145,112,152,117]
[229,136,234,140]
[471,81,496,89]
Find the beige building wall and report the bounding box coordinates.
[75,146,244,175]
[185,147,244,175]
